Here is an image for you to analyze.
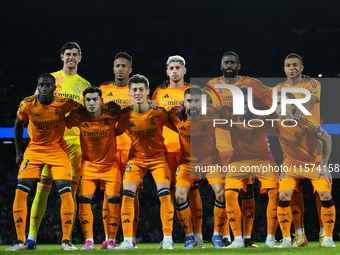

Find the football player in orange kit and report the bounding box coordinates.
[99,52,139,249]
[274,92,335,248]
[151,55,204,248]
[7,74,80,251]
[66,87,121,250]
[169,87,227,249]
[275,53,323,247]
[207,51,273,247]
[117,74,176,249]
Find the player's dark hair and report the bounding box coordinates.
[61,42,82,55]
[83,86,102,98]
[184,87,203,98]
[115,52,133,65]
[222,51,240,63]
[129,74,149,89]
[38,73,55,84]
[285,53,303,64]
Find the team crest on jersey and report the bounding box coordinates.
[294,132,300,139]
[252,129,258,135]
[33,113,40,118]
[150,117,156,126]
[55,109,61,116]
[202,125,208,132]
[82,123,89,128]
[76,86,81,93]
[104,119,109,126]
[162,94,170,99]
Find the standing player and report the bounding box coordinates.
[99,52,136,249]
[27,42,91,249]
[275,53,322,247]
[117,74,176,249]
[207,51,273,247]
[169,87,227,249]
[219,90,279,248]
[274,92,335,248]
[66,87,121,250]
[151,55,204,248]
[7,74,79,251]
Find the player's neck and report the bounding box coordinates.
[287,76,303,85]
[223,76,238,84]
[63,66,78,76]
[115,78,129,87]
[169,79,185,88]
[133,102,149,114]
[38,95,54,105]
[86,110,101,119]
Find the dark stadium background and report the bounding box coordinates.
[1,0,339,245]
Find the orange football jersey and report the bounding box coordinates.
[66,105,118,164]
[117,106,176,161]
[274,117,324,165]
[169,106,220,165]
[100,82,133,150]
[275,78,321,125]
[152,83,190,153]
[17,95,80,148]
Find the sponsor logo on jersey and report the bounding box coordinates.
[179,126,186,131]
[130,122,136,127]
[33,113,40,118]
[82,123,89,128]
[107,92,113,97]
[162,94,170,98]
[56,84,62,90]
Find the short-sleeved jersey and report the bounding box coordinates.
[100,81,133,151]
[275,78,321,125]
[152,83,190,153]
[207,75,273,150]
[117,106,176,161]
[17,95,80,148]
[274,117,324,165]
[169,106,220,165]
[52,70,91,141]
[66,105,118,165]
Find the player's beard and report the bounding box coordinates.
[222,68,237,78]
[188,107,200,118]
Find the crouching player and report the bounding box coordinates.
[117,74,176,249]
[66,87,121,250]
[8,74,80,251]
[169,87,227,249]
[274,92,335,248]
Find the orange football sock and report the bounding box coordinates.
[320,198,335,237]
[278,199,292,238]
[13,188,29,242]
[242,197,255,236]
[214,200,227,234]
[188,188,203,234]
[267,188,279,235]
[133,192,139,237]
[158,189,174,236]
[108,197,121,240]
[60,192,75,242]
[121,190,135,238]
[102,193,109,237]
[290,185,304,230]
[79,197,93,239]
[176,200,193,235]
[225,190,242,236]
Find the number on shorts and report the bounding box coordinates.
[21,159,30,170]
[126,162,133,173]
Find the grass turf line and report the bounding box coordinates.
[1,242,339,254]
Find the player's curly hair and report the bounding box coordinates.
[83,86,102,98]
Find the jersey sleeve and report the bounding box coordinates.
[249,79,273,108]
[299,117,325,139]
[159,108,177,133]
[16,100,29,121]
[151,87,160,104]
[65,110,79,129]
[307,79,321,103]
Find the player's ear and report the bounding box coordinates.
[60,54,64,61]
[301,64,304,72]
[238,63,241,71]
[183,67,187,75]
[146,88,150,95]
[78,55,82,63]
[129,67,132,75]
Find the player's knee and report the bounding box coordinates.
[175,192,187,204]
[279,191,292,201]
[318,191,332,201]
[175,200,189,211]
[17,181,33,193]
[215,189,225,202]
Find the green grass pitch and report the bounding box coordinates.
[1,242,339,254]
